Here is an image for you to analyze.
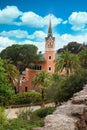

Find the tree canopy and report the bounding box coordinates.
[78,48,87,69]
[55,50,80,75]
[2,59,20,88]
[32,70,51,105]
[57,42,87,54]
[0,44,41,72]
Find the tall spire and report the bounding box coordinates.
[48,17,52,37]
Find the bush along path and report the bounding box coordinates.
[5,102,55,119]
[2,106,55,130]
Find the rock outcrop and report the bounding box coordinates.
[33,85,87,130]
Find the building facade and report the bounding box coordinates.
[20,19,55,92]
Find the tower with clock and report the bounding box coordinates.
[45,19,55,73]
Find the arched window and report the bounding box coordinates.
[48,67,52,72]
[49,56,51,60]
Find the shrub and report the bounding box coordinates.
[0,107,9,130]
[10,91,42,105]
[18,107,33,120]
[33,107,55,118]
[0,106,55,130]
[47,69,87,105]
[55,69,87,103]
[8,107,45,130]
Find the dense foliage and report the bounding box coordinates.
[2,59,19,88]
[10,91,42,105]
[57,42,87,54]
[79,48,87,69]
[32,70,51,105]
[47,70,87,104]
[34,107,55,118]
[0,106,55,130]
[0,107,9,130]
[0,59,14,106]
[0,44,41,72]
[55,50,80,75]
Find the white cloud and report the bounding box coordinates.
[43,14,62,27]
[0,36,16,51]
[20,12,62,27]
[19,40,35,45]
[0,6,22,24]
[20,12,43,27]
[0,36,45,53]
[29,31,46,41]
[62,20,68,24]
[1,32,87,53]
[0,30,29,38]
[16,40,45,52]
[69,12,87,31]
[54,33,87,51]
[0,6,62,28]
[0,30,47,41]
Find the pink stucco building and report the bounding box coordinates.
[20,19,56,92]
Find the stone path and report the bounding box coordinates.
[5,103,55,119]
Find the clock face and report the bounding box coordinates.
[48,42,53,48]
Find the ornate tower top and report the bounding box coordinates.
[48,18,52,37]
[45,18,55,52]
[45,18,55,41]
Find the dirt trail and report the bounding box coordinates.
[5,103,55,119]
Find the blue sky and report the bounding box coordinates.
[0,0,87,52]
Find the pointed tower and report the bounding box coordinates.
[45,19,55,73]
[48,18,52,37]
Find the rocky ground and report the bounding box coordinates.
[33,85,87,130]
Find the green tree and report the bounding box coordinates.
[0,107,9,129]
[57,42,87,54]
[47,72,61,105]
[47,69,87,105]
[3,59,19,89]
[55,69,87,103]
[0,59,14,106]
[0,44,41,72]
[32,70,51,106]
[78,48,87,69]
[55,50,80,75]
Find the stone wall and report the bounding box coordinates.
[33,85,87,130]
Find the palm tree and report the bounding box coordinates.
[55,50,80,75]
[2,59,20,91]
[32,70,51,106]
[78,48,87,69]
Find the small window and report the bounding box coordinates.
[33,65,42,70]
[49,67,51,71]
[49,56,51,60]
[25,86,28,92]
[40,66,42,70]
